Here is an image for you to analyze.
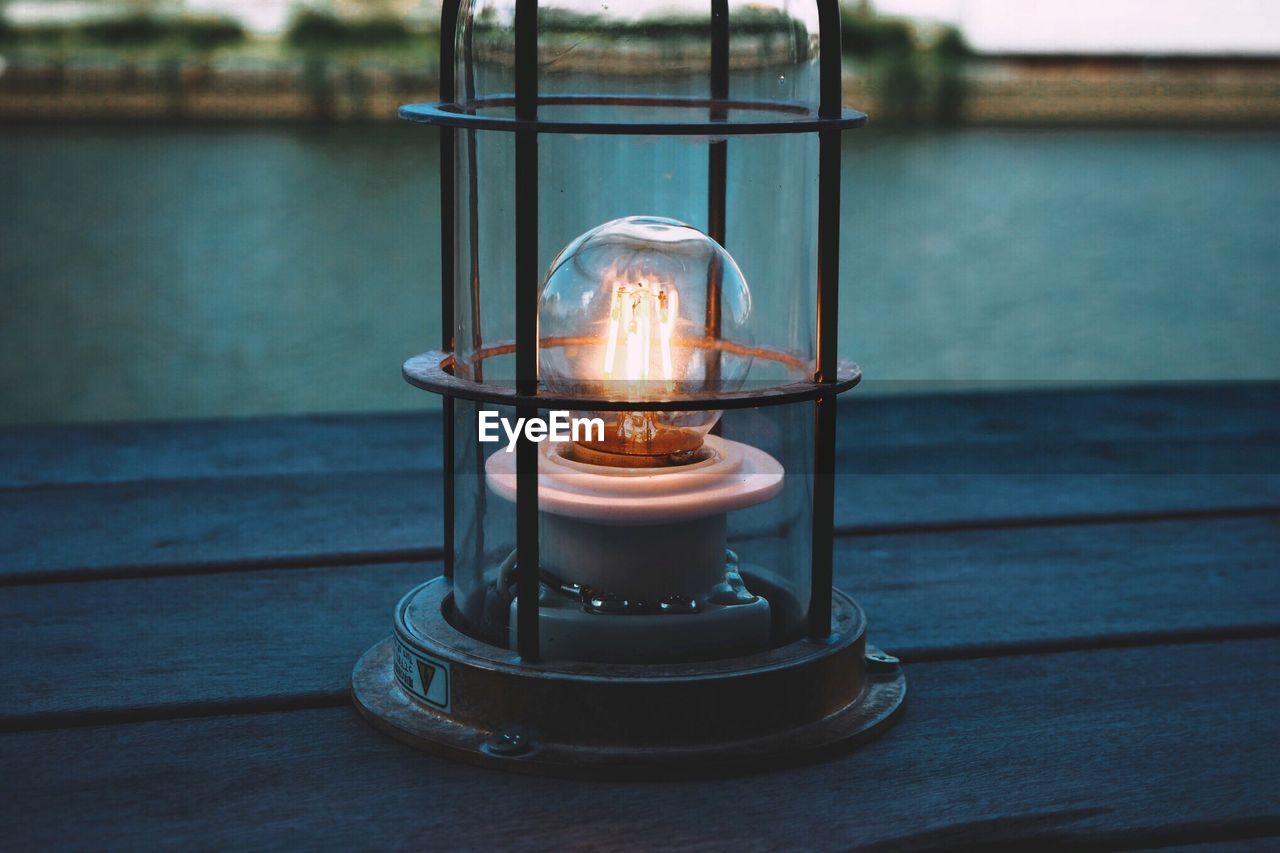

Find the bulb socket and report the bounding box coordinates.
[568,423,707,468]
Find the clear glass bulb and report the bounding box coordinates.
[539,216,753,467]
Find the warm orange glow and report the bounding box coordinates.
[600,273,679,395]
[594,271,683,454]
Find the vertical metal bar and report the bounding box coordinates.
[706,0,728,407]
[705,146,725,345]
[708,0,729,252]
[809,394,836,638]
[514,0,540,662]
[459,4,488,579]
[441,397,455,581]
[814,145,841,384]
[515,413,538,661]
[814,0,843,385]
[462,10,484,383]
[817,0,843,121]
[810,0,843,639]
[439,0,460,580]
[439,0,457,356]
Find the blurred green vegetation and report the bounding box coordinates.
[534,5,812,43]
[0,3,971,123]
[177,18,247,53]
[80,14,170,48]
[0,13,246,55]
[285,11,412,52]
[278,12,436,119]
[842,9,972,123]
[842,13,915,55]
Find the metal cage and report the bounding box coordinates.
[409,0,858,659]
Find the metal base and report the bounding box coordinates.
[352,578,906,778]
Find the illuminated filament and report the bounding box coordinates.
[601,278,679,394]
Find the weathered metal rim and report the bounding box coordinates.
[400,577,864,681]
[353,636,905,778]
[399,95,868,136]
[403,348,861,412]
[351,579,906,778]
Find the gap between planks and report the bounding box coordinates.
[2,503,1277,589]
[5,626,1278,735]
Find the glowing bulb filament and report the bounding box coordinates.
[625,288,645,390]
[601,282,622,380]
[600,277,679,393]
[658,287,677,392]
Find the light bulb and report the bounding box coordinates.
[539,216,753,467]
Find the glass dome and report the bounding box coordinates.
[539,215,753,465]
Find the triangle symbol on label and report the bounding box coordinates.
[416,660,436,694]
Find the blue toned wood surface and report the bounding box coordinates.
[0,384,1277,849]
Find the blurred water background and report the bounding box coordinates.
[2,0,1279,425]
[2,123,1277,424]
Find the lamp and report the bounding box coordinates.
[353,0,905,776]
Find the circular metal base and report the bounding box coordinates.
[352,579,906,778]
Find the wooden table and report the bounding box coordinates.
[3,384,1278,849]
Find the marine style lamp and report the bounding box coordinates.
[353,0,906,775]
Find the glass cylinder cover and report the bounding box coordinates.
[446,0,829,655]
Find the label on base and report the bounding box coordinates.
[393,638,452,714]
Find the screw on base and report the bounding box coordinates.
[865,651,900,673]
[482,732,533,757]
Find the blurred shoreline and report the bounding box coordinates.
[4,7,1278,127]
[2,56,1278,126]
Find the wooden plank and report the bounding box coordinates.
[1,516,1275,723]
[3,639,1277,849]
[0,471,444,581]
[2,384,1275,487]
[1153,842,1280,852]
[0,561,427,724]
[2,384,1276,581]
[2,470,1277,581]
[842,382,1278,449]
[0,413,434,488]
[848,513,1280,660]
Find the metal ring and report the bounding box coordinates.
[403,350,861,411]
[399,95,868,136]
